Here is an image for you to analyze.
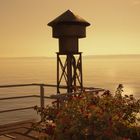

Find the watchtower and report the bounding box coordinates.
[48,10,90,93]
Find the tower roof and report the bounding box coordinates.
[48,10,90,26]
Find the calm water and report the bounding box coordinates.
[0,55,140,124]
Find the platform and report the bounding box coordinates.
[0,120,38,140]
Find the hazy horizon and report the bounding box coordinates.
[0,54,140,59]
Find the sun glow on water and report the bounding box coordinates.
[123,86,135,95]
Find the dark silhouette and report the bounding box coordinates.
[48,10,90,93]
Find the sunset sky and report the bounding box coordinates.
[0,0,140,57]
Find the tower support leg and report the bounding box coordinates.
[57,53,83,93]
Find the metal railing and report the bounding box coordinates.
[0,83,67,114]
[0,83,105,117]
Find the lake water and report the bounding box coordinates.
[0,55,140,125]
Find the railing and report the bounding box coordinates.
[0,84,67,120]
[0,83,105,120]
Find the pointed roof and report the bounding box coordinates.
[48,10,90,26]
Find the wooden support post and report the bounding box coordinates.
[80,53,83,91]
[72,56,77,92]
[40,84,44,120]
[67,54,73,93]
[57,54,60,94]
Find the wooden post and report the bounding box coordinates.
[80,53,83,91]
[57,53,60,94]
[73,55,77,92]
[40,84,44,120]
[67,54,72,93]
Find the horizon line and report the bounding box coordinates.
[0,54,140,58]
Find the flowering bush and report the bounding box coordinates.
[34,85,140,140]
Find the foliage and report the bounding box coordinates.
[34,84,140,140]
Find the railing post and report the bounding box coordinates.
[40,84,45,120]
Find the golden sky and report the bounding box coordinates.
[0,0,140,57]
